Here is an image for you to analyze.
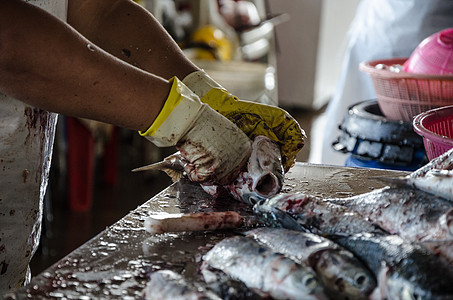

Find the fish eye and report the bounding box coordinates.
[302,274,318,291]
[354,273,368,286]
[256,199,266,206]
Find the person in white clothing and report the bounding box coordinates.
[0,0,304,294]
[320,0,453,166]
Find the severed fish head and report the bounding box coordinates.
[224,135,284,204]
[133,136,284,204]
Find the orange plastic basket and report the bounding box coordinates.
[413,105,453,160]
[360,58,453,122]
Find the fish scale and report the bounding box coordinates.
[331,233,453,300]
[254,193,386,236]
[202,235,328,300]
[245,227,376,300]
[327,187,453,242]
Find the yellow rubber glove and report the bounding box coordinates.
[183,70,306,172]
[140,77,252,184]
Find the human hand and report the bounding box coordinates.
[140,77,252,184]
[183,71,306,172]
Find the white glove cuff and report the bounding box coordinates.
[143,80,203,147]
[182,70,224,98]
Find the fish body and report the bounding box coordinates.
[203,235,328,300]
[253,193,385,235]
[133,136,284,204]
[420,239,453,266]
[409,169,453,201]
[142,270,220,300]
[409,147,453,179]
[331,233,453,300]
[246,227,376,300]
[383,169,453,202]
[327,187,453,242]
[201,263,263,300]
[382,147,453,201]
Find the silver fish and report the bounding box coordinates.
[327,187,453,243]
[200,263,264,300]
[142,270,220,300]
[380,169,453,202]
[380,147,453,201]
[410,147,453,178]
[245,227,376,300]
[253,193,386,235]
[133,136,284,204]
[202,235,328,300]
[330,233,453,300]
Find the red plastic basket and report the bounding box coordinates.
[360,58,453,122]
[413,105,453,160]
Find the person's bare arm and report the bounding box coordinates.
[67,0,199,80]
[0,0,170,132]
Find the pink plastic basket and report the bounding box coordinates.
[360,58,453,122]
[413,105,453,160]
[403,28,453,75]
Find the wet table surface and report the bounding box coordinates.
[7,163,407,299]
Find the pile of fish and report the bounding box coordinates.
[253,148,453,299]
[140,143,453,299]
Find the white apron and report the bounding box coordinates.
[320,0,453,165]
[0,0,67,294]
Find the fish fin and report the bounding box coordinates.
[376,261,390,300]
[409,148,453,178]
[428,169,453,177]
[272,207,310,232]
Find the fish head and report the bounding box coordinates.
[252,198,309,232]
[245,136,284,199]
[386,275,432,300]
[313,250,376,299]
[226,136,284,203]
[133,136,285,204]
[276,267,328,300]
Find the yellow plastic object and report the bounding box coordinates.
[191,25,233,61]
[201,88,306,172]
[139,77,182,137]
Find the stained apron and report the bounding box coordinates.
[0,0,67,294]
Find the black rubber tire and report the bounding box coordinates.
[332,100,427,166]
